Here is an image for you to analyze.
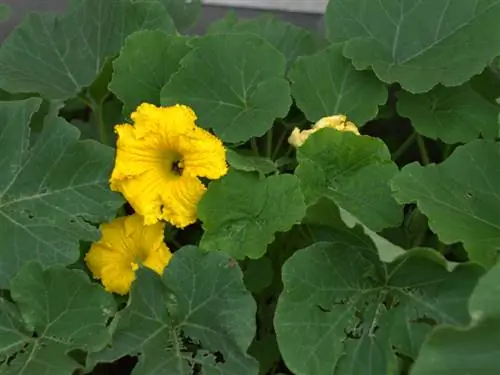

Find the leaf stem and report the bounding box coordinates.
[250,138,259,156]
[416,134,430,165]
[392,132,416,161]
[94,102,108,145]
[266,128,273,158]
[272,128,288,160]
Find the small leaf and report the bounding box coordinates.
[290,43,387,125]
[325,0,500,93]
[0,263,115,375]
[296,128,403,232]
[274,240,483,375]
[90,246,259,375]
[161,33,292,143]
[0,99,123,288]
[226,149,277,175]
[198,170,306,259]
[243,256,274,293]
[391,140,500,267]
[154,0,202,31]
[411,263,500,375]
[110,31,191,116]
[208,14,326,68]
[0,0,175,100]
[397,84,499,143]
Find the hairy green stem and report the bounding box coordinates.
[266,128,273,158]
[392,132,416,161]
[94,103,108,146]
[416,134,430,165]
[250,138,259,156]
[272,129,288,160]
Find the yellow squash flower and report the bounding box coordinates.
[110,103,228,228]
[288,114,360,147]
[85,214,172,295]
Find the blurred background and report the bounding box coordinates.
[0,0,326,40]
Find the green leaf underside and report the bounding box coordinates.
[391,140,500,267]
[226,149,277,175]
[90,246,258,375]
[0,263,115,375]
[208,14,325,68]
[412,263,500,374]
[296,128,403,232]
[0,99,123,288]
[326,0,500,93]
[161,33,292,143]
[397,84,499,143]
[198,171,306,259]
[110,31,191,117]
[0,0,175,100]
[289,43,387,126]
[274,239,483,375]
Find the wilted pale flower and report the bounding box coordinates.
[85,214,172,295]
[288,114,360,147]
[110,103,228,228]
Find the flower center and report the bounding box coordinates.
[171,159,184,176]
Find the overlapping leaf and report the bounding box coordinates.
[290,44,387,125]
[0,0,175,100]
[198,171,306,259]
[296,128,403,232]
[0,263,115,375]
[208,14,325,68]
[226,149,277,175]
[161,33,292,143]
[274,236,483,375]
[391,140,500,267]
[152,0,202,31]
[0,99,123,287]
[397,84,499,143]
[326,0,500,93]
[412,263,500,375]
[110,31,191,116]
[91,246,258,375]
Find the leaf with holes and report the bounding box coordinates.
[274,238,483,375]
[198,171,306,259]
[397,84,499,143]
[0,0,175,100]
[90,246,258,375]
[161,33,292,143]
[391,140,500,267]
[208,14,326,68]
[0,263,115,375]
[325,0,500,93]
[110,31,191,116]
[0,99,123,288]
[412,263,500,375]
[296,128,403,232]
[290,43,387,126]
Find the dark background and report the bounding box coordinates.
[0,0,324,41]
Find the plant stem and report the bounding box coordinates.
[250,138,259,156]
[442,143,452,160]
[266,128,273,158]
[272,129,288,160]
[392,132,416,161]
[94,102,108,145]
[416,134,430,165]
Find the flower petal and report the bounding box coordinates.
[160,176,206,228]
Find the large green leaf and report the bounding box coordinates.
[161,33,292,143]
[274,238,483,375]
[397,84,499,143]
[208,14,325,68]
[296,128,403,232]
[0,0,175,100]
[411,263,500,375]
[325,0,500,93]
[0,99,123,288]
[0,263,115,375]
[391,140,500,267]
[155,0,202,31]
[110,31,191,116]
[91,246,258,375]
[290,43,387,126]
[198,171,306,259]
